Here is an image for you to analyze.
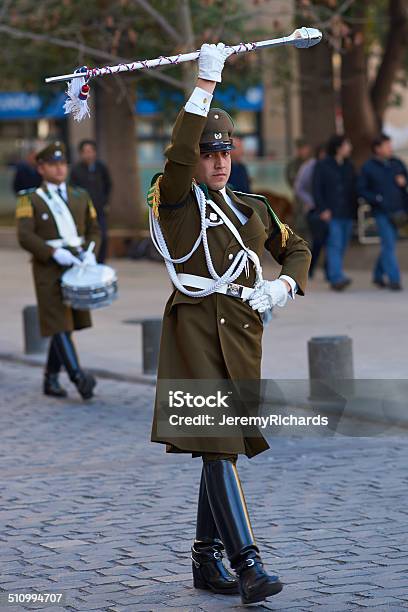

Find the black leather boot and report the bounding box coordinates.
[233,547,283,604]
[44,338,67,397]
[192,468,239,594]
[43,373,67,398]
[52,333,96,400]
[192,540,239,594]
[203,459,283,604]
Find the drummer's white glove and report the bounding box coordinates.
[248,279,288,313]
[52,248,81,267]
[81,250,97,266]
[198,43,234,83]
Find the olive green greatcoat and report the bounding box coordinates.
[16,184,101,337]
[151,109,312,458]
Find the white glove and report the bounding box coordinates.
[52,248,81,267]
[248,279,288,313]
[198,43,234,83]
[81,250,97,266]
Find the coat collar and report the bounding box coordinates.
[207,186,266,248]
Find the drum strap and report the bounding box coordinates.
[36,187,83,248]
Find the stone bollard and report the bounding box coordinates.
[23,305,48,354]
[308,335,354,403]
[123,317,162,375]
[141,318,162,375]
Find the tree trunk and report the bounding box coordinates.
[95,79,141,228]
[341,1,379,167]
[298,39,336,148]
[179,0,196,95]
[371,0,408,118]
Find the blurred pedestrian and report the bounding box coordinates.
[358,133,407,290]
[70,140,112,263]
[285,138,312,189]
[228,137,251,192]
[313,135,356,291]
[294,144,328,278]
[12,147,42,194]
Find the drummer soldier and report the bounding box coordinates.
[16,142,100,400]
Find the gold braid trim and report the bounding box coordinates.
[268,205,293,247]
[281,223,293,248]
[146,175,162,219]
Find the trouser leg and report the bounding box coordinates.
[375,214,401,284]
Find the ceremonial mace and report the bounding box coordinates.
[45,27,322,121]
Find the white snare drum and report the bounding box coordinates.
[61,263,118,310]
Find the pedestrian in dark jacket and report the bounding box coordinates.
[358,133,407,290]
[313,135,356,290]
[70,140,112,263]
[228,137,252,193]
[12,148,42,194]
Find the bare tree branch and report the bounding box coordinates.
[132,0,182,44]
[0,23,184,89]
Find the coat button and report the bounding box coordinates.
[243,323,249,329]
[228,253,233,260]
[220,318,226,325]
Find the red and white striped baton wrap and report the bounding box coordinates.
[45,27,322,121]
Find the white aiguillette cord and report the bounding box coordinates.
[149,183,263,297]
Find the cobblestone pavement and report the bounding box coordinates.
[1,361,408,612]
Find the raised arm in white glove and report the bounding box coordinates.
[198,42,234,83]
[52,248,81,267]
[248,279,288,313]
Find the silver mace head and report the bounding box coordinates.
[290,27,323,48]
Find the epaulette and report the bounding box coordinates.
[233,190,293,247]
[146,173,163,219]
[17,188,36,196]
[69,186,86,197]
[16,193,34,219]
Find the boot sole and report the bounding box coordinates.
[43,390,68,398]
[241,579,283,604]
[193,579,239,595]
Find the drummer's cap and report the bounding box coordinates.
[199,109,235,153]
[36,141,67,164]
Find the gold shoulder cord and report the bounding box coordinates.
[88,200,97,220]
[264,201,293,247]
[16,195,33,219]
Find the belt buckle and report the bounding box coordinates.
[226,283,243,298]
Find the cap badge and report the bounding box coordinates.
[214,132,222,140]
[214,114,219,119]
